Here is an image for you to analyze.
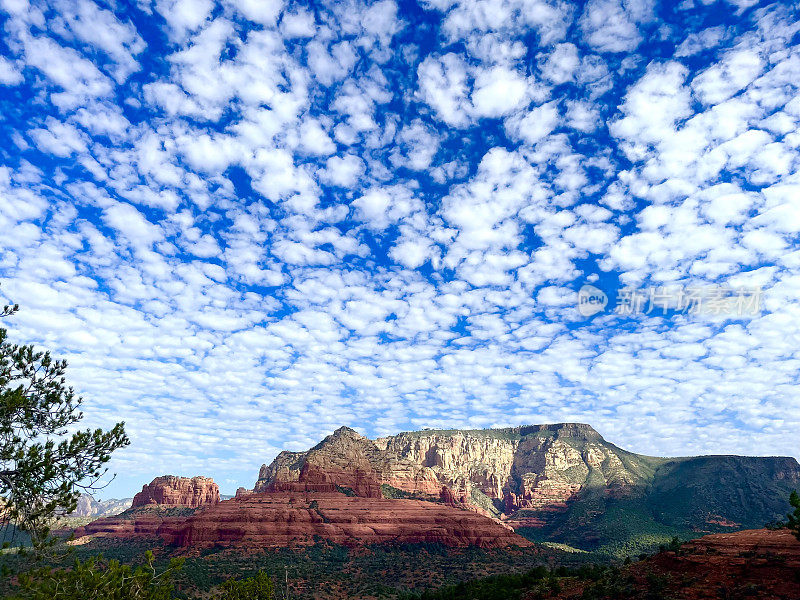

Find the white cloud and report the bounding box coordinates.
[675,25,728,57]
[20,34,113,106]
[390,237,435,269]
[610,61,692,155]
[417,53,472,127]
[155,0,213,41]
[281,9,316,38]
[55,0,146,83]
[505,101,559,144]
[29,119,88,157]
[471,66,530,118]
[692,49,764,105]
[298,118,336,156]
[319,154,365,188]
[231,0,284,25]
[541,43,580,84]
[0,56,23,85]
[102,203,163,249]
[580,0,654,53]
[353,186,420,230]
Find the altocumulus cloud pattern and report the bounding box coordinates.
[1,0,799,496]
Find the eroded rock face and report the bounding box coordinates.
[132,476,220,508]
[614,529,800,600]
[254,427,440,497]
[76,493,531,549]
[252,423,800,545]
[168,493,530,549]
[255,424,647,521]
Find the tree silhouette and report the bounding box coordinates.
[1,301,128,548]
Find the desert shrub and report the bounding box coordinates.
[10,551,183,600]
[787,490,800,541]
[219,571,275,600]
[658,537,683,554]
[400,566,552,600]
[580,567,636,600]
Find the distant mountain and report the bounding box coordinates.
[68,494,132,518]
[255,424,800,555]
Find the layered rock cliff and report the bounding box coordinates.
[254,423,800,551]
[255,424,656,520]
[132,476,220,508]
[254,427,441,497]
[76,492,531,549]
[165,492,530,549]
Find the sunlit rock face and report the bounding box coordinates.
[254,426,441,498]
[75,492,532,549]
[132,475,220,508]
[163,492,531,549]
[254,423,656,524]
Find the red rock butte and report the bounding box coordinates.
[132,475,220,507]
[168,492,530,549]
[77,491,531,549]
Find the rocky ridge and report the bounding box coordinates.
[68,494,132,518]
[76,470,529,549]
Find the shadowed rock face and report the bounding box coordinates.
[132,476,220,508]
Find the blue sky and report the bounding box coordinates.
[1,0,799,498]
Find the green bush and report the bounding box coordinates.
[11,551,183,600]
[787,490,800,541]
[219,571,274,600]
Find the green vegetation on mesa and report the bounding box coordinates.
[515,455,800,556]
[413,424,800,556]
[394,423,607,442]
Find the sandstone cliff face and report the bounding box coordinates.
[255,427,440,497]
[74,509,186,540]
[255,424,653,522]
[166,493,530,549]
[76,492,531,549]
[132,476,220,508]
